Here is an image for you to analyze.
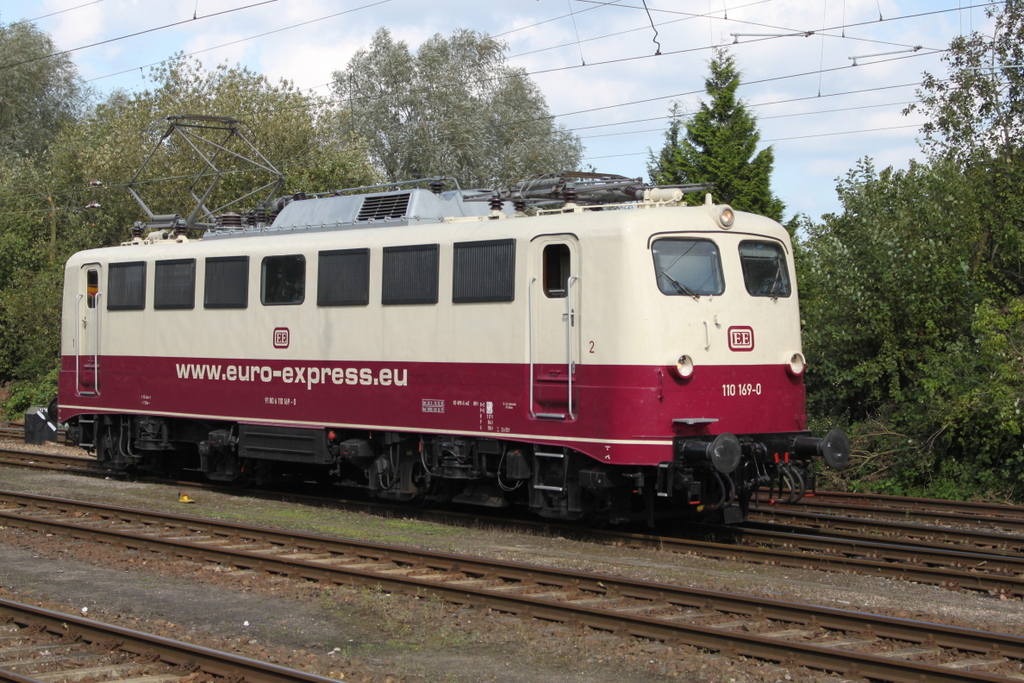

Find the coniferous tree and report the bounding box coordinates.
[649,49,784,221]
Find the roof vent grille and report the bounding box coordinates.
[357,193,410,221]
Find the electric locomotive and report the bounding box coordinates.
[58,172,849,525]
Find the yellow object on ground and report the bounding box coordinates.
[178,492,195,503]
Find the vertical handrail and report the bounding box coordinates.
[566,275,578,420]
[75,294,83,394]
[528,277,537,419]
[93,292,101,395]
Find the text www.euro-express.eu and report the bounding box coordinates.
[175,364,408,389]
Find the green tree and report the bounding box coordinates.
[0,53,378,414]
[907,0,1024,297]
[0,21,89,157]
[798,157,1024,496]
[331,28,583,188]
[799,0,1024,497]
[649,49,784,221]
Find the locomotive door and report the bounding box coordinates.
[529,236,580,419]
[76,263,101,395]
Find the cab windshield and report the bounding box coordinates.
[651,238,725,297]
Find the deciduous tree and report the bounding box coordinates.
[799,0,1024,497]
[331,28,583,187]
[0,21,88,157]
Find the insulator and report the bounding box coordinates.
[130,223,143,239]
[217,212,243,228]
[293,191,306,201]
[561,182,578,204]
[245,208,267,226]
[513,200,527,213]
[489,195,504,212]
[174,224,188,237]
[429,180,445,195]
[624,186,644,200]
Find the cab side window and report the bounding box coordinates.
[86,268,98,309]
[542,243,570,298]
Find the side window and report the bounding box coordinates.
[382,244,438,305]
[739,241,791,298]
[107,261,146,310]
[205,256,249,309]
[453,239,515,303]
[318,249,370,306]
[262,254,306,305]
[86,268,98,309]
[542,243,570,298]
[154,258,196,310]
[651,238,725,296]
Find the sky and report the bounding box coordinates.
[1,0,998,221]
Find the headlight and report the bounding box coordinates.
[718,206,734,228]
[787,352,806,376]
[674,355,695,379]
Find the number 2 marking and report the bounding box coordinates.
[589,340,595,353]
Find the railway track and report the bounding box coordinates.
[773,490,1024,522]
[746,508,1024,553]
[2,446,1024,597]
[755,496,1024,535]
[0,489,1022,682]
[0,597,341,683]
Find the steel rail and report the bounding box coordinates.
[4,487,1023,595]
[749,508,1024,551]
[0,449,96,473]
[757,497,1024,533]
[0,598,340,683]
[765,490,1024,521]
[723,524,1024,575]
[2,450,1024,595]
[738,519,1024,557]
[0,490,1021,681]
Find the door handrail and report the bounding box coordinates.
[566,275,578,420]
[75,293,83,394]
[93,292,101,396]
[528,277,537,419]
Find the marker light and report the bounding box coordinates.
[787,352,806,376]
[674,355,695,379]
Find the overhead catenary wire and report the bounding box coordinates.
[0,1,996,213]
[0,70,948,210]
[46,0,974,143]
[0,87,937,210]
[583,121,922,161]
[82,0,392,84]
[0,0,282,72]
[4,0,107,28]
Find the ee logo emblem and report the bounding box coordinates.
[273,327,290,349]
[728,326,754,352]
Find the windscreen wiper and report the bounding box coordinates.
[660,271,700,299]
